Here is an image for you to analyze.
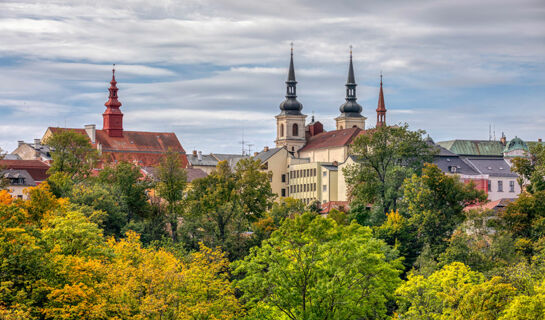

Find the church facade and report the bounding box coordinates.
[257,47,388,205]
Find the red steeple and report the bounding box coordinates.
[103,65,124,137]
[376,73,387,127]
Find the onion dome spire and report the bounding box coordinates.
[339,46,363,117]
[279,43,303,115]
[376,72,387,127]
[103,64,124,137]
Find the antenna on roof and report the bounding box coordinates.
[247,143,254,155]
[239,129,246,156]
[493,124,496,141]
[489,124,492,141]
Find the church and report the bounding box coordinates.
[39,67,188,168]
[255,47,388,207]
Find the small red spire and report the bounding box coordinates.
[376,72,387,127]
[103,64,124,137]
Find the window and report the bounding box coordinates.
[323,171,327,177]
[449,166,457,173]
[281,189,286,197]
[488,180,492,192]
[323,184,327,192]
[498,180,503,192]
[340,126,343,130]
[281,174,286,183]
[304,184,307,192]
[323,200,327,204]
[17,195,23,199]
[313,168,316,176]
[280,124,284,137]
[292,123,299,136]
[510,181,515,192]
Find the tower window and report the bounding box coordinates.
[280,124,284,137]
[292,123,299,136]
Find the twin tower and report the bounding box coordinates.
[275,47,387,153]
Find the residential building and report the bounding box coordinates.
[11,139,53,161]
[0,159,50,199]
[254,147,290,198]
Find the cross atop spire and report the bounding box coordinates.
[103,65,124,137]
[347,45,355,84]
[288,43,296,83]
[279,44,303,115]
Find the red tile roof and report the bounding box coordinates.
[47,127,188,167]
[299,127,363,152]
[0,159,50,181]
[463,198,514,212]
[321,201,350,213]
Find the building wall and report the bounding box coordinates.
[11,144,39,160]
[320,167,338,204]
[487,176,520,201]
[337,157,355,201]
[5,186,28,199]
[262,149,289,199]
[299,146,347,163]
[288,162,322,205]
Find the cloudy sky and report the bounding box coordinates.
[1,0,544,154]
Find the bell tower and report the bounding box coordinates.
[376,73,387,127]
[335,47,366,130]
[103,65,124,137]
[275,44,307,153]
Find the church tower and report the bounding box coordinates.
[335,47,366,130]
[103,65,124,137]
[376,73,387,127]
[275,45,307,153]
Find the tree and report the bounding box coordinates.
[155,149,187,242]
[401,163,486,257]
[396,262,485,320]
[344,124,434,225]
[234,213,402,319]
[184,160,274,259]
[0,150,9,190]
[45,130,98,182]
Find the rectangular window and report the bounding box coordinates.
[488,180,492,192]
[281,174,286,183]
[323,171,327,177]
[313,168,316,176]
[509,181,515,192]
[281,189,286,197]
[314,183,316,191]
[307,169,311,177]
[323,184,327,192]
[498,180,503,192]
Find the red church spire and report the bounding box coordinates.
[376,73,387,127]
[103,65,124,137]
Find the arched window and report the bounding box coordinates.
[340,125,343,130]
[292,123,299,136]
[280,124,284,137]
[353,125,357,128]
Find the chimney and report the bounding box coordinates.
[197,151,202,161]
[253,152,259,157]
[85,124,96,144]
[539,138,543,143]
[34,139,41,148]
[332,161,338,166]
[500,132,507,146]
[192,150,197,156]
[17,140,24,147]
[264,146,269,152]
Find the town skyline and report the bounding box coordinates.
[1,0,544,154]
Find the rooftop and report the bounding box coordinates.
[299,127,363,152]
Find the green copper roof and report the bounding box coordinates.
[436,140,504,156]
[503,136,529,153]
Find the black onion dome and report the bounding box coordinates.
[279,47,303,115]
[339,49,363,117]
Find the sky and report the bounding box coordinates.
[0,0,544,155]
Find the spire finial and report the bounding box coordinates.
[380,70,383,86]
[290,42,293,55]
[349,45,353,58]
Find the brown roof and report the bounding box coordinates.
[463,198,514,213]
[299,127,363,152]
[0,159,50,182]
[185,168,208,182]
[321,201,350,213]
[47,127,188,167]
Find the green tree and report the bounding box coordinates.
[234,213,402,320]
[184,160,274,259]
[401,163,486,257]
[155,149,187,242]
[45,130,98,182]
[344,124,434,225]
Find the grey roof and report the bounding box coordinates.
[16,142,53,160]
[1,169,36,186]
[433,155,480,176]
[141,166,208,183]
[465,158,518,178]
[254,147,283,163]
[211,153,249,169]
[3,154,21,160]
[187,153,218,167]
[321,165,339,171]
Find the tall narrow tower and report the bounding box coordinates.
[275,44,307,153]
[376,73,387,127]
[103,65,124,137]
[335,47,366,130]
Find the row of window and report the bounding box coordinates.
[290,183,317,194]
[487,180,515,193]
[289,168,317,179]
